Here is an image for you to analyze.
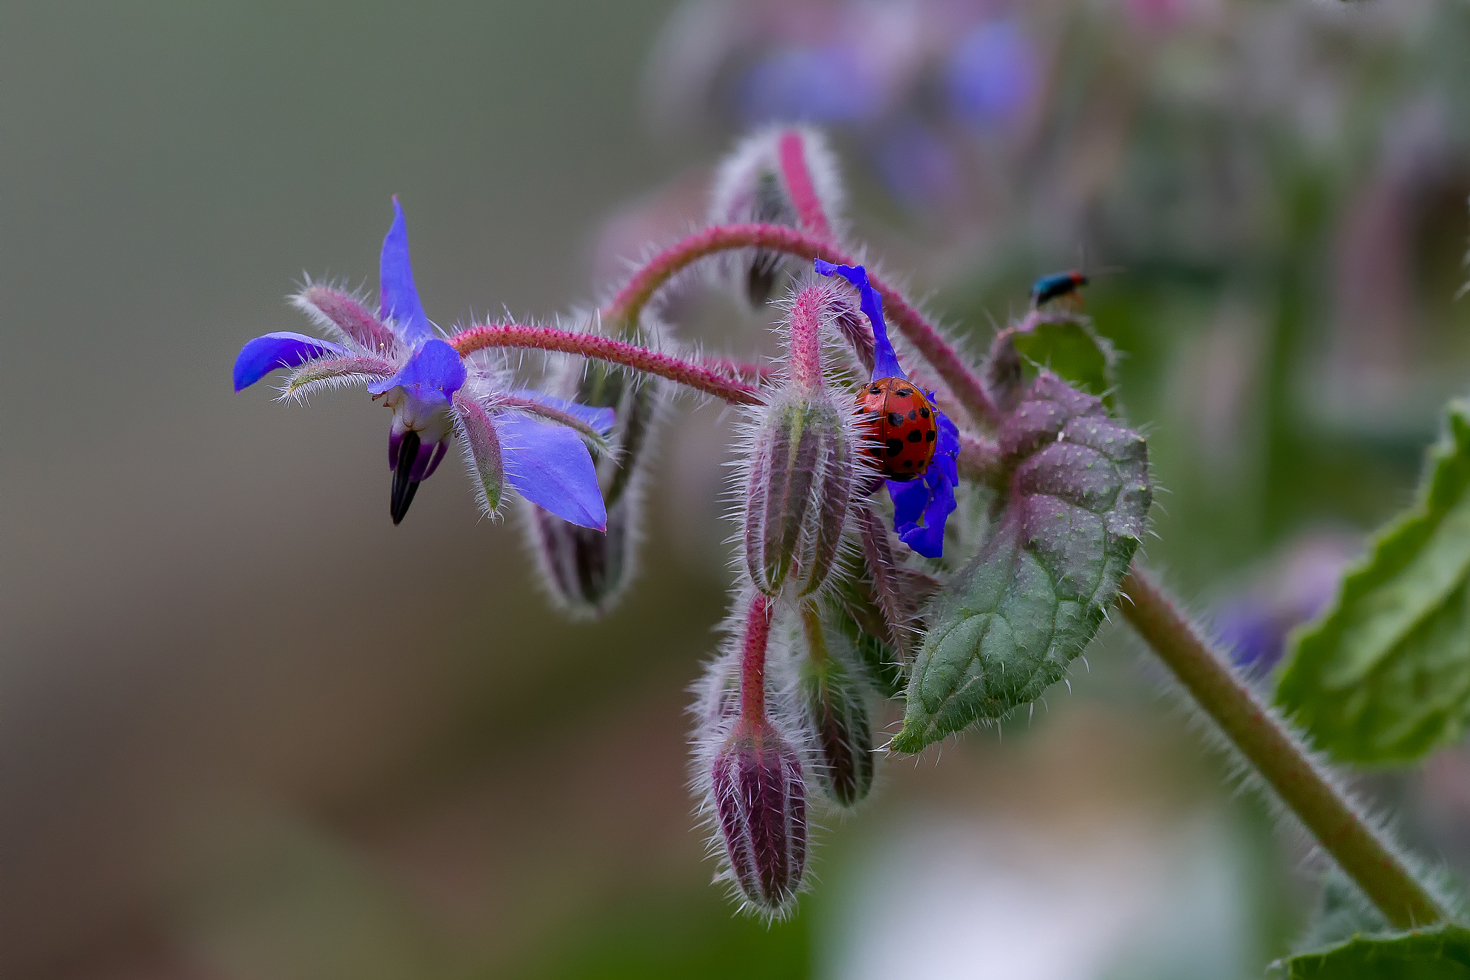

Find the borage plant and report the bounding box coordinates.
[235,128,1470,974]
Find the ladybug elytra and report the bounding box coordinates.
[855,378,938,480]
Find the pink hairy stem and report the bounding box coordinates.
[702,357,776,383]
[786,285,831,392]
[449,323,764,406]
[777,130,830,239]
[601,223,999,428]
[741,594,773,722]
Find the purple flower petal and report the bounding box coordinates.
[366,338,467,406]
[379,197,434,345]
[885,404,960,559]
[497,414,607,531]
[814,260,906,381]
[897,475,955,558]
[515,391,617,433]
[889,476,929,528]
[233,331,348,391]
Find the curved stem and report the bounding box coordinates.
[702,357,776,384]
[450,323,763,406]
[1119,563,1450,930]
[778,130,831,239]
[601,223,998,428]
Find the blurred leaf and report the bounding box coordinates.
[1277,400,1470,764]
[891,374,1150,752]
[1010,316,1118,409]
[1284,926,1470,979]
[507,891,808,980]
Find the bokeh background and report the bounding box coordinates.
[5,1,1470,977]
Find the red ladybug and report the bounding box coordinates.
[855,378,938,480]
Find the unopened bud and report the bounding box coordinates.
[529,356,664,616]
[796,603,874,807]
[743,394,858,597]
[711,716,809,915]
[709,127,844,307]
[530,499,631,617]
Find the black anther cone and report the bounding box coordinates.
[391,430,422,525]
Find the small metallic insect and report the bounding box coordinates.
[855,378,938,480]
[1030,270,1090,309]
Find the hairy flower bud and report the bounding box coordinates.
[711,716,809,915]
[743,393,858,597]
[795,602,875,807]
[528,354,664,616]
[709,127,844,306]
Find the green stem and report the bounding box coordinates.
[1118,562,1450,930]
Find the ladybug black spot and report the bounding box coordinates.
[907,429,923,443]
[926,430,936,442]
[919,407,930,418]
[869,384,881,393]
[887,412,904,426]
[908,409,918,420]
[896,388,913,397]
[885,439,904,457]
[904,459,915,467]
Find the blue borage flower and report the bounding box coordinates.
[233,198,612,530]
[813,258,958,558]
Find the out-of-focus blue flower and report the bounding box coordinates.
[946,20,1037,129]
[233,198,610,529]
[1212,533,1357,674]
[814,259,959,558]
[736,44,883,126]
[867,118,960,211]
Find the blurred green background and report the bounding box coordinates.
[4,1,1470,978]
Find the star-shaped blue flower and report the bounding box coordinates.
[814,258,959,558]
[234,198,611,530]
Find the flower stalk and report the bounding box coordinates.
[449,323,763,405]
[600,223,998,427]
[777,130,832,239]
[1118,562,1450,930]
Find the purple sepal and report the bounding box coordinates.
[516,391,617,433]
[379,197,434,345]
[886,405,959,558]
[367,338,467,406]
[813,259,905,381]
[497,414,608,531]
[233,331,347,391]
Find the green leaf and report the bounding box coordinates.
[890,374,1151,752]
[1277,400,1470,765]
[1009,315,1118,407]
[1285,926,1470,979]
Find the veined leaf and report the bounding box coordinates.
[1285,925,1470,979]
[891,373,1150,752]
[1010,316,1118,408]
[1277,401,1470,765]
